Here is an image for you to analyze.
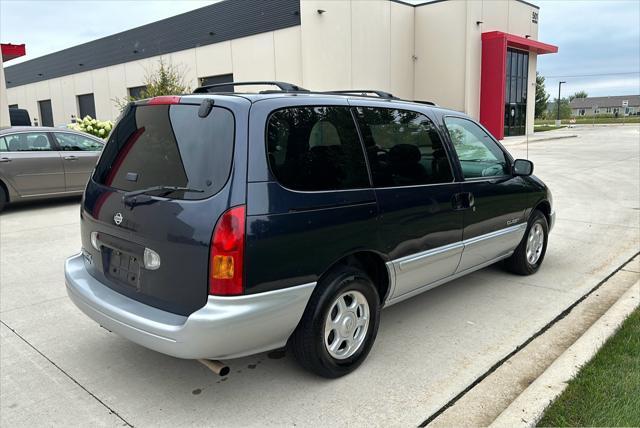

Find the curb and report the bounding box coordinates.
[501,134,578,146]
[490,280,639,428]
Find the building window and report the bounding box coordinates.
[606,107,612,113]
[199,73,234,92]
[504,48,529,137]
[38,99,54,127]
[128,85,147,99]
[8,104,18,109]
[77,93,96,119]
[593,108,599,114]
[579,109,586,116]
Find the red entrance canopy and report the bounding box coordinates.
[1,43,26,62]
[479,32,558,140]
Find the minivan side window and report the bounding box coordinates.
[445,117,509,179]
[267,106,370,191]
[354,107,453,187]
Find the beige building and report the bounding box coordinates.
[3,0,557,139]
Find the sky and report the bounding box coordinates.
[536,0,640,98]
[1,0,639,98]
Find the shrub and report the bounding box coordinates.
[68,116,113,139]
[113,59,191,111]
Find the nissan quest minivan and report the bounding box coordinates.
[65,82,554,378]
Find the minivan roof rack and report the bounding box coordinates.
[323,90,398,99]
[413,100,439,106]
[193,81,309,94]
[192,82,439,106]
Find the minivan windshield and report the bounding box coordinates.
[94,104,234,200]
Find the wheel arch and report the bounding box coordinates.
[319,250,392,305]
[533,199,552,225]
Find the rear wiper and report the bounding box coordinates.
[123,185,204,199]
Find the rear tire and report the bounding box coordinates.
[289,266,380,378]
[504,210,548,275]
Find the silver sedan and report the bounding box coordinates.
[0,126,105,211]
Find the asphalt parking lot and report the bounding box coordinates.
[1,125,639,427]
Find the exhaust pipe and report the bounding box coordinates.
[198,359,230,377]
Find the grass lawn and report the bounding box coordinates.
[534,125,567,133]
[535,117,640,125]
[537,308,640,427]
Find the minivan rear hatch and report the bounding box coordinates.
[81,97,245,316]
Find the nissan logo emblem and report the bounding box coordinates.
[113,212,123,225]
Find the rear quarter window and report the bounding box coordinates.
[94,104,234,200]
[266,106,369,191]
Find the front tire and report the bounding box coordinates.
[504,210,549,275]
[0,186,7,212]
[289,266,380,378]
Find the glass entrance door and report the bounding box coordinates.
[504,48,529,137]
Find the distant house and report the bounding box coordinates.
[569,95,640,117]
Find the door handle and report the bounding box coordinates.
[0,157,11,163]
[467,192,475,207]
[451,193,465,210]
[452,192,475,210]
[64,156,78,161]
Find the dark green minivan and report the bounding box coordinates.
[65,83,554,378]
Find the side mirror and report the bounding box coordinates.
[513,159,534,176]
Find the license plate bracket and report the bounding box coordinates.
[107,249,141,289]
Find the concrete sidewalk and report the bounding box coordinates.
[428,255,639,427]
[492,279,639,428]
[500,129,578,146]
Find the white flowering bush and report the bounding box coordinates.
[68,116,113,139]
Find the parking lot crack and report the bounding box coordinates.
[0,320,134,427]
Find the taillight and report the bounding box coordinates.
[147,96,181,105]
[209,205,246,296]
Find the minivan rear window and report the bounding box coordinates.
[94,104,234,199]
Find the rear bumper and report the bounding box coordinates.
[65,253,315,360]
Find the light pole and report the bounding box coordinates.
[556,81,566,126]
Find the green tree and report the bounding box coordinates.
[568,90,588,102]
[114,59,191,110]
[546,98,572,120]
[535,72,550,119]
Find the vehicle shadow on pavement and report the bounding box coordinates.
[1,196,81,214]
